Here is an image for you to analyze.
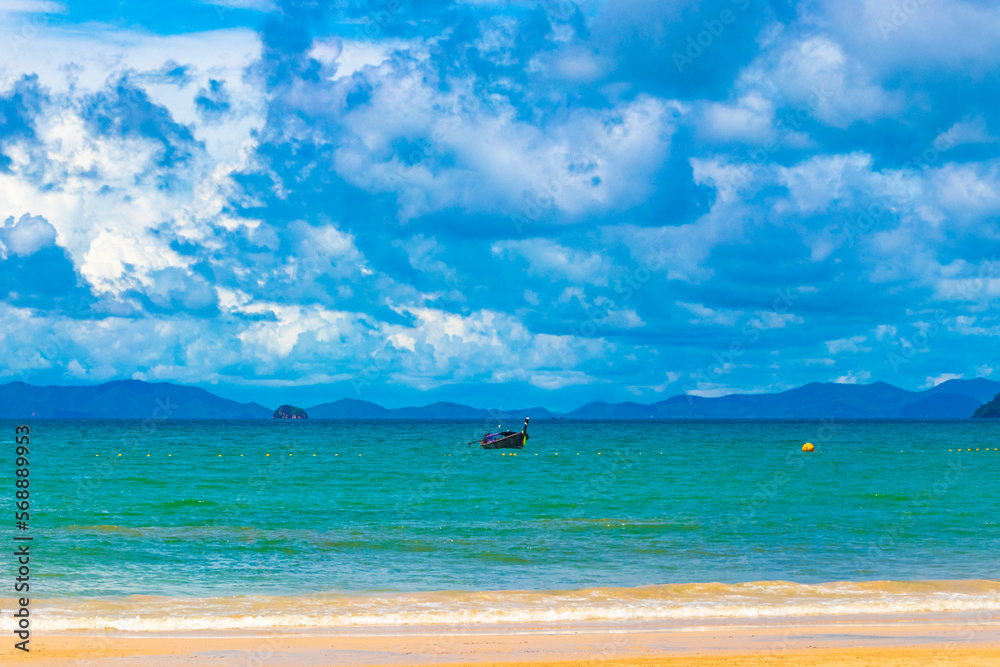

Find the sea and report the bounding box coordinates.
[7,418,1000,634]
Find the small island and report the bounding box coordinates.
[273,404,308,419]
[973,393,1000,418]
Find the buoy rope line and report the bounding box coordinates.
[92,448,1000,457]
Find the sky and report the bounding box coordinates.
[0,0,998,410]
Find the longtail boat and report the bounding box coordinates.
[477,417,529,449]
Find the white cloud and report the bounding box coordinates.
[492,239,610,286]
[329,54,683,222]
[833,369,872,384]
[873,324,897,341]
[388,332,417,352]
[777,153,876,214]
[381,304,612,388]
[923,372,963,388]
[933,273,1000,304]
[946,315,1000,337]
[699,92,775,143]
[201,0,276,10]
[684,381,768,398]
[930,163,1000,218]
[0,214,57,257]
[310,37,407,80]
[817,0,1000,71]
[0,22,272,321]
[3,0,1000,401]
[289,221,370,281]
[616,203,744,284]
[0,1,64,13]
[627,370,682,395]
[676,301,741,327]
[739,36,900,128]
[81,229,189,297]
[535,47,604,82]
[747,311,803,331]
[935,117,995,150]
[826,336,871,354]
[526,370,594,390]
[600,304,645,329]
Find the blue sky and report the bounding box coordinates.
[0,0,998,410]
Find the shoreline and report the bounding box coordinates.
[5,614,1000,666]
[20,579,1000,633]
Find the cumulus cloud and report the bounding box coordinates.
[329,62,683,223]
[737,35,900,129]
[0,213,56,257]
[0,213,92,310]
[2,0,1000,405]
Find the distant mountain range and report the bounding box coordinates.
[562,378,1000,419]
[0,380,270,419]
[0,378,998,420]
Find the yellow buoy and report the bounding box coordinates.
[802,443,815,452]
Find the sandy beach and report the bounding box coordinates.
[5,615,1000,666]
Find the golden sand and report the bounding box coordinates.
[3,620,1000,666]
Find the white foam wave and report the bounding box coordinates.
[34,582,1000,632]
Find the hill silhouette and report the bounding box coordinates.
[2,378,998,419]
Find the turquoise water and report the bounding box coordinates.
[8,418,1000,630]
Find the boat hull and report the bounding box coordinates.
[481,433,527,449]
